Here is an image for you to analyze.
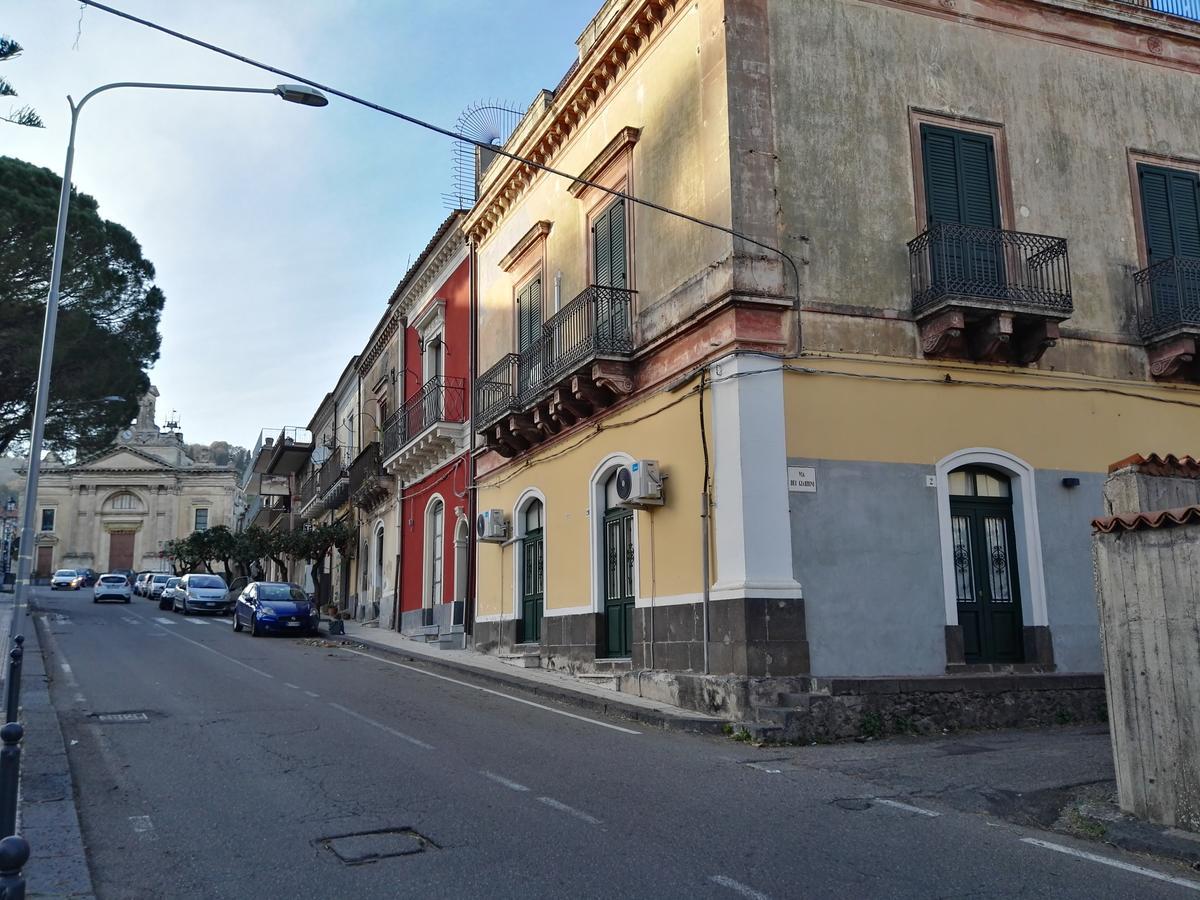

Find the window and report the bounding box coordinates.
[194,508,209,531]
[111,493,137,511]
[425,499,444,608]
[592,197,628,289]
[516,276,543,354]
[40,508,54,532]
[1138,164,1200,267]
[921,125,1001,230]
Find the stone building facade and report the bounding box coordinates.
[31,388,237,576]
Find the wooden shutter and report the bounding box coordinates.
[921,124,1001,228]
[1140,164,1200,265]
[516,277,542,352]
[592,198,628,288]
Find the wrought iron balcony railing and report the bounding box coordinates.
[317,448,347,497]
[349,442,390,509]
[1134,256,1200,341]
[382,376,466,460]
[475,353,520,430]
[381,409,404,460]
[516,285,635,406]
[909,223,1073,318]
[297,471,319,509]
[1119,0,1200,22]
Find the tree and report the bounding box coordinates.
[0,156,164,456]
[204,526,237,583]
[0,37,42,129]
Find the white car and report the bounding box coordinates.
[50,569,83,590]
[174,573,230,615]
[93,573,132,604]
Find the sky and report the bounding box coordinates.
[3,0,592,450]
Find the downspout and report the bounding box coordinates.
[465,238,478,640]
[699,370,711,676]
[392,317,407,633]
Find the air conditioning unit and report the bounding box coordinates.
[616,460,664,508]
[476,508,509,543]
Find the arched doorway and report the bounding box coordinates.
[373,524,385,611]
[948,466,1023,663]
[602,469,635,658]
[424,497,445,626]
[518,499,544,644]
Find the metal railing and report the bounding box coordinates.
[0,635,28,894]
[1134,255,1200,340]
[384,376,467,459]
[909,223,1073,317]
[318,448,347,498]
[349,442,385,503]
[297,471,320,510]
[475,353,520,429]
[1119,0,1200,22]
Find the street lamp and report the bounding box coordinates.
[12,80,327,620]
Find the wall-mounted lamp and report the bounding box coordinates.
[1061,477,1081,488]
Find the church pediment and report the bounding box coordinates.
[73,447,175,471]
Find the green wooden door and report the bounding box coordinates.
[1138,164,1200,323]
[603,507,634,658]
[520,527,543,644]
[949,468,1023,664]
[921,124,1003,293]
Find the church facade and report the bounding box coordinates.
[30,388,237,577]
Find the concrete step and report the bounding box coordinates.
[592,658,632,673]
[498,653,541,669]
[734,721,785,742]
[755,706,797,725]
[435,634,466,651]
[575,673,619,691]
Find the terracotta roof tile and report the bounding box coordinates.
[1107,453,1200,477]
[1092,505,1200,533]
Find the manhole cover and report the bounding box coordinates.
[320,828,436,865]
[94,712,150,723]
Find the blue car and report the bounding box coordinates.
[232,581,320,637]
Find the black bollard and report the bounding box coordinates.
[4,642,22,726]
[0,724,22,840]
[0,834,30,900]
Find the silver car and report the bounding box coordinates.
[51,569,83,590]
[174,573,230,615]
[148,573,171,599]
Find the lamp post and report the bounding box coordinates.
[12,80,328,623]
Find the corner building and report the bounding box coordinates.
[468,0,1200,693]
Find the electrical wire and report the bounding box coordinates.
[74,0,803,329]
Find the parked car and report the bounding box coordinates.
[79,568,98,587]
[174,573,230,615]
[148,574,171,599]
[233,582,320,637]
[134,572,153,597]
[109,568,136,586]
[159,576,182,610]
[93,573,132,604]
[50,569,83,591]
[222,576,250,612]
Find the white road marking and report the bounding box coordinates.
[284,683,299,690]
[746,762,782,774]
[339,648,642,735]
[153,617,176,626]
[536,796,601,825]
[709,875,772,900]
[129,815,156,841]
[120,617,140,626]
[304,690,319,698]
[1021,837,1200,892]
[874,798,941,818]
[128,611,274,679]
[482,771,530,792]
[327,702,433,750]
[59,663,72,675]
[182,618,208,626]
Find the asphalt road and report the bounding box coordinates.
[30,588,1200,900]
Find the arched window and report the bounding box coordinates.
[373,525,385,601]
[424,498,445,610]
[453,518,469,607]
[104,491,143,513]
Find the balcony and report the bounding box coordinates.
[1135,256,1200,379]
[317,447,350,511]
[297,470,322,519]
[381,376,468,481]
[1119,1,1200,22]
[349,442,392,511]
[909,223,1073,365]
[477,285,636,458]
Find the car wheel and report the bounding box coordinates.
[124,598,131,604]
[181,601,190,616]
[233,612,243,633]
[250,616,259,637]
[93,596,98,604]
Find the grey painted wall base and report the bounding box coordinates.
[944,624,1056,670]
[399,601,465,645]
[472,619,517,655]
[541,612,602,672]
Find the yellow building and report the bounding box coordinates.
[467,0,1200,704]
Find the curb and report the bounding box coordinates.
[320,625,727,735]
[24,607,97,898]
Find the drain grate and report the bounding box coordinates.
[319,828,438,865]
[94,712,150,723]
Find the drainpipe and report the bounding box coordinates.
[699,370,711,676]
[466,238,478,640]
[392,318,406,633]
[553,270,562,313]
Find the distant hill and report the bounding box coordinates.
[184,442,250,471]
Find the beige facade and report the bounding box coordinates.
[32,389,237,575]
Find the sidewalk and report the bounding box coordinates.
[321,619,727,734]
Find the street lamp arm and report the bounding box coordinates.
[72,81,280,114]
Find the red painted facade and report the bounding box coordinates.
[397,255,471,616]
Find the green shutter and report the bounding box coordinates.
[593,207,611,287]
[921,124,1000,228]
[1138,165,1200,264]
[592,198,628,289]
[1170,170,1200,258]
[516,277,542,352]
